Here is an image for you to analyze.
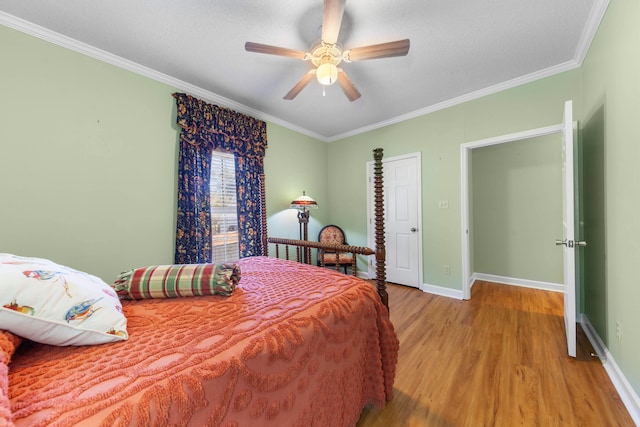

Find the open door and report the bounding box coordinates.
[461,100,582,357]
[557,100,584,358]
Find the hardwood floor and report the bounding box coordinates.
[358,281,634,426]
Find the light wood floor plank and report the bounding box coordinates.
[358,281,634,426]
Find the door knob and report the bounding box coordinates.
[410,227,417,232]
[555,239,587,248]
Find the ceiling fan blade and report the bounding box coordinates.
[337,69,361,102]
[284,71,316,100]
[245,42,307,59]
[321,0,346,45]
[344,39,410,62]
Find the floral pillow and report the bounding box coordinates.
[0,253,128,346]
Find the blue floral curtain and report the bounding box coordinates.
[173,93,268,264]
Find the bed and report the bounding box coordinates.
[1,149,397,427]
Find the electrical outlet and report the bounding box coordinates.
[443,265,450,275]
[616,321,622,342]
[438,200,449,209]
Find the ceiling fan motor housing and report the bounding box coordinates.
[310,41,343,68]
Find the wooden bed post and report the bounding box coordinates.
[260,173,268,256]
[262,150,388,309]
[373,148,388,310]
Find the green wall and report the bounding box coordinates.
[1,24,178,281]
[263,123,328,248]
[471,134,563,284]
[0,24,326,282]
[580,0,640,397]
[329,70,581,289]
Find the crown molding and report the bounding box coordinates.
[574,0,610,65]
[327,0,609,142]
[2,2,609,144]
[327,59,580,142]
[0,11,326,142]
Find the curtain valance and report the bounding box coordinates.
[173,93,267,160]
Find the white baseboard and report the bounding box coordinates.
[417,272,559,300]
[580,314,607,361]
[420,283,464,299]
[581,315,640,425]
[471,273,564,293]
[364,273,465,299]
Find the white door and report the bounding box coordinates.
[379,154,422,287]
[558,100,579,358]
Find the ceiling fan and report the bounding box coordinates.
[245,0,410,102]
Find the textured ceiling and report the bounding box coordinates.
[0,0,608,141]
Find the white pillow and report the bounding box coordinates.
[0,253,128,346]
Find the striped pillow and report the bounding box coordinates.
[112,263,240,299]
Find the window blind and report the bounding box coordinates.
[210,151,239,261]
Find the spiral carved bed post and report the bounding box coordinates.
[373,148,388,310]
[260,173,268,256]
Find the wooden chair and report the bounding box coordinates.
[317,225,354,274]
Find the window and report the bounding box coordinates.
[210,151,239,261]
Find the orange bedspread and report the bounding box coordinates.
[5,257,398,426]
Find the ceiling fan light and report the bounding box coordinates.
[316,63,338,85]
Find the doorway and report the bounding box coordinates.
[460,124,564,299]
[470,134,564,287]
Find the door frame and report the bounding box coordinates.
[366,152,423,286]
[460,124,563,300]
